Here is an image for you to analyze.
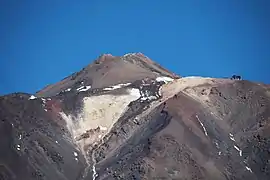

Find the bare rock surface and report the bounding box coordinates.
[0,53,270,180]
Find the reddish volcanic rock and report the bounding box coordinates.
[0,53,269,180]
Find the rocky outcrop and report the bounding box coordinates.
[0,53,269,180]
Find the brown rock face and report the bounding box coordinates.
[0,53,269,180]
[35,53,179,97]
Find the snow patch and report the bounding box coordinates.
[127,88,141,97]
[103,83,131,91]
[229,133,235,141]
[141,96,157,101]
[78,86,91,92]
[156,76,174,84]
[123,53,136,57]
[92,164,98,180]
[76,86,85,91]
[41,98,46,108]
[233,145,242,156]
[195,115,208,136]
[64,88,71,92]
[139,87,161,102]
[230,137,235,141]
[29,95,37,100]
[234,145,240,151]
[76,86,91,92]
[245,166,253,173]
[133,117,140,125]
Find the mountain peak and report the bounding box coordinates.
[36,53,179,97]
[1,53,270,180]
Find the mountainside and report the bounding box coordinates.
[1,53,270,180]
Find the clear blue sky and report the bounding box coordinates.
[1,0,269,95]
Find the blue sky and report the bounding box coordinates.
[1,0,269,95]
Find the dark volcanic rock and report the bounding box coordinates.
[1,53,270,180]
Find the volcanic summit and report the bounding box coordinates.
[0,53,269,180]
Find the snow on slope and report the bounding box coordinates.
[60,76,227,159]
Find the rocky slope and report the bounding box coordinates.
[0,53,270,180]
